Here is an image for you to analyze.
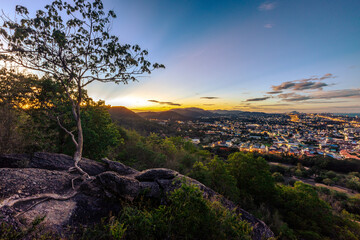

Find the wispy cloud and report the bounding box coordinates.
[319,73,335,80]
[267,90,283,94]
[292,81,328,91]
[203,104,215,106]
[200,96,220,99]
[258,2,276,11]
[278,93,312,101]
[258,103,291,107]
[332,105,360,109]
[272,81,328,91]
[271,73,335,91]
[296,73,335,82]
[277,89,360,102]
[148,99,181,106]
[246,96,271,102]
[264,23,274,29]
[312,89,360,99]
[272,82,296,91]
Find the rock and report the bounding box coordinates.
[0,168,73,200]
[0,154,30,168]
[139,181,161,198]
[0,153,274,239]
[30,152,107,176]
[0,168,119,236]
[0,168,77,235]
[101,157,138,176]
[68,193,122,226]
[21,198,77,232]
[97,171,140,200]
[0,206,22,229]
[237,209,275,240]
[135,168,178,181]
[0,152,108,176]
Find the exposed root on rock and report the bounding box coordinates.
[0,167,96,217]
[68,165,90,179]
[70,174,95,190]
[15,197,50,217]
[0,191,78,210]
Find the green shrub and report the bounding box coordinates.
[118,182,252,240]
[272,172,284,182]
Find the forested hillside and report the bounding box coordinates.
[1,93,360,239]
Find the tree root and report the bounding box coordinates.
[0,169,97,218]
[68,166,90,179]
[0,191,78,211]
[68,173,95,190]
[15,198,49,218]
[1,156,95,218]
[68,162,90,181]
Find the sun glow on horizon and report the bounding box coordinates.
[105,96,154,108]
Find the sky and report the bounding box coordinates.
[2,0,360,113]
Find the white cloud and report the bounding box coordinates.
[258,2,276,11]
[264,23,274,28]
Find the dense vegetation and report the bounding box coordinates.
[258,153,360,193]
[0,183,252,240]
[112,131,360,239]
[257,153,360,174]
[1,1,359,239]
[81,183,252,240]
[2,96,360,239]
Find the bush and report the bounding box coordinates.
[118,182,252,240]
[323,178,334,186]
[227,152,275,203]
[272,172,285,182]
[275,182,338,239]
[80,216,126,240]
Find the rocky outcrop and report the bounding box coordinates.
[0,152,274,240]
[0,152,107,175]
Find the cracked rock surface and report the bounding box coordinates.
[0,152,274,239]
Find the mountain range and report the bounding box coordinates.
[108,106,167,134]
[109,106,270,129]
[137,107,217,120]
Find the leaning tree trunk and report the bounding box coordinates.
[72,103,89,178]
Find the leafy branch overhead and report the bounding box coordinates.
[0,0,164,87]
[0,0,164,179]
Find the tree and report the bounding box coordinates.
[0,0,164,177]
[276,182,334,239]
[0,69,61,154]
[60,99,123,160]
[227,152,275,203]
[0,68,122,157]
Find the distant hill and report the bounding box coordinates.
[139,108,216,120]
[109,106,144,121]
[108,106,167,135]
[138,110,192,121]
[135,107,275,122]
[171,107,216,118]
[210,110,246,115]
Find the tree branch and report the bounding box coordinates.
[56,116,78,147]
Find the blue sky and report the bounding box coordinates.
[2,0,360,112]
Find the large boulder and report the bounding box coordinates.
[0,152,107,176]
[0,152,274,239]
[135,168,178,181]
[101,157,138,176]
[97,171,140,200]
